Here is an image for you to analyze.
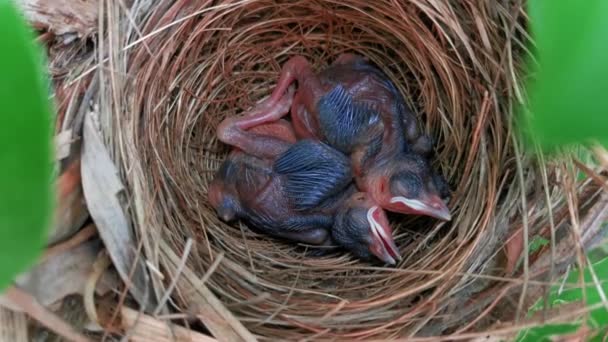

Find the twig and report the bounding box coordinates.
[84,250,112,327]
[0,307,28,342]
[154,238,193,316]
[538,146,557,318]
[513,136,530,322]
[43,224,98,262]
[2,286,92,342]
[121,306,217,342]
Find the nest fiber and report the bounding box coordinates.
[70,0,605,339]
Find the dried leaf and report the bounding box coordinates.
[121,306,217,342]
[0,307,28,342]
[44,224,98,262]
[15,0,98,37]
[81,112,154,308]
[159,241,256,342]
[1,287,92,342]
[505,228,524,275]
[49,157,89,245]
[0,240,107,311]
[54,129,73,161]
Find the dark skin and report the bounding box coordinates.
[210,88,401,264]
[229,54,451,221]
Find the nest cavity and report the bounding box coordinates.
[75,0,601,339]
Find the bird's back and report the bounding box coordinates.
[309,56,411,164]
[322,56,402,105]
[212,123,352,236]
[218,149,337,244]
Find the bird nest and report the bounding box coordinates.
[52,0,608,340]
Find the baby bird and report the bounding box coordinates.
[210,88,400,264]
[225,54,451,220]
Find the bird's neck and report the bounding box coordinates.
[356,162,393,207]
[353,123,404,178]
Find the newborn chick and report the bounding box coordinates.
[225,54,451,220]
[210,89,400,264]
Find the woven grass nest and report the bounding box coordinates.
[56,0,608,340]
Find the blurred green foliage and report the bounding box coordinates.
[517,255,608,341]
[522,0,608,152]
[0,1,54,290]
[0,0,605,340]
[528,236,549,254]
[517,0,608,339]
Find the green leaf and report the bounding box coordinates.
[517,255,608,341]
[518,0,608,336]
[0,1,54,290]
[517,322,581,342]
[528,236,549,254]
[590,328,608,342]
[521,0,608,152]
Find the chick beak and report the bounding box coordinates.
[367,206,401,265]
[390,194,452,221]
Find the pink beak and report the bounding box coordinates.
[366,206,401,265]
[390,194,452,221]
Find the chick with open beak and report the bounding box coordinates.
[360,153,452,221]
[242,53,452,221]
[210,135,401,265]
[211,87,401,264]
[333,193,401,265]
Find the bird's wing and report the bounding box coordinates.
[274,139,353,211]
[316,85,381,153]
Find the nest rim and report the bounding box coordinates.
[93,0,561,339]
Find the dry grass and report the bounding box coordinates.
[47,0,608,339]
